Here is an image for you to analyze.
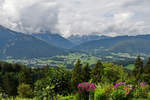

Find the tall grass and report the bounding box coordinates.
[1,97,38,100]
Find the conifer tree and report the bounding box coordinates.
[132,56,143,81]
[2,73,18,96]
[144,57,150,73]
[82,63,91,82]
[18,66,32,85]
[91,60,104,84]
[71,59,83,92]
[143,57,150,83]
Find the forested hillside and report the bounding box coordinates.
[1,56,150,100]
[73,35,150,57]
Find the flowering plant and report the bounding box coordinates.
[78,82,97,100]
[140,82,147,88]
[134,82,149,98]
[124,85,133,95]
[113,82,126,88]
[78,82,97,93]
[111,82,133,100]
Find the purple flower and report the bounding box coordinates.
[140,82,146,88]
[114,82,126,88]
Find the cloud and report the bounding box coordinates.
[0,0,150,37]
[0,0,59,33]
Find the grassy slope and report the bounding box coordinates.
[124,64,135,71]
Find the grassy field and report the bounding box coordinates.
[125,64,135,71]
[4,53,100,68]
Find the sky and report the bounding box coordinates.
[0,0,150,38]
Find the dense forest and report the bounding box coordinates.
[0,56,150,100]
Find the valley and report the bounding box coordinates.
[0,25,150,69]
[3,52,146,69]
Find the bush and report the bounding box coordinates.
[111,82,133,100]
[111,88,126,100]
[17,83,33,98]
[147,92,150,99]
[1,97,38,100]
[59,96,76,100]
[78,82,97,100]
[94,88,108,100]
[134,83,149,98]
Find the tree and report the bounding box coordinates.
[43,65,50,77]
[52,67,72,96]
[17,83,33,98]
[143,57,150,84]
[2,72,18,96]
[91,60,104,84]
[18,66,32,85]
[132,56,143,81]
[82,63,91,82]
[102,62,127,83]
[71,59,83,92]
[144,57,150,74]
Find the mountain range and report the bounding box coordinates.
[68,34,110,45]
[33,33,75,49]
[1,25,150,59]
[73,35,150,57]
[0,25,67,59]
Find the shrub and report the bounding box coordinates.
[134,82,149,98]
[59,96,76,100]
[111,82,133,100]
[94,88,108,100]
[17,83,33,98]
[1,97,38,100]
[147,92,150,99]
[78,82,97,100]
[111,88,126,100]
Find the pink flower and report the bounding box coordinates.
[124,85,133,95]
[78,82,97,92]
[114,82,126,88]
[140,82,146,88]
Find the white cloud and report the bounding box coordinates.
[0,0,150,37]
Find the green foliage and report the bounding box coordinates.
[2,72,18,96]
[17,83,33,98]
[102,63,127,83]
[144,57,150,73]
[143,57,150,84]
[34,78,55,100]
[18,66,33,85]
[91,60,104,84]
[59,96,76,100]
[134,84,149,98]
[111,84,133,100]
[125,64,135,71]
[71,59,83,92]
[1,56,150,100]
[1,97,38,100]
[111,88,126,100]
[147,92,150,99]
[34,67,72,99]
[132,56,144,81]
[94,88,108,100]
[82,63,91,82]
[125,76,137,85]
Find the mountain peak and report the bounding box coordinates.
[0,26,66,59]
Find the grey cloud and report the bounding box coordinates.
[0,0,149,37]
[0,0,59,34]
